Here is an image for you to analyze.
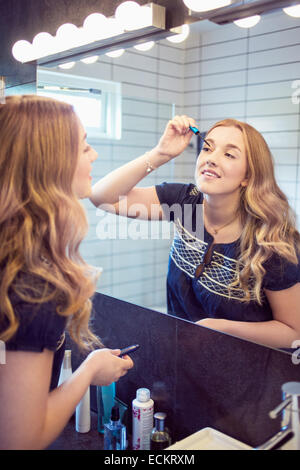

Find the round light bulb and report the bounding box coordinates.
[183,0,231,12]
[59,61,76,69]
[56,23,81,50]
[81,55,99,64]
[115,1,141,31]
[83,13,109,41]
[134,41,155,52]
[234,15,261,28]
[283,5,300,18]
[106,49,125,58]
[32,32,55,58]
[167,24,190,44]
[12,40,34,63]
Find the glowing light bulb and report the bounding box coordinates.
[115,1,142,31]
[134,41,155,52]
[283,5,300,18]
[56,23,80,51]
[167,24,190,43]
[104,18,124,37]
[81,55,99,64]
[83,13,109,41]
[182,0,231,12]
[12,40,34,63]
[234,15,261,28]
[106,49,125,58]
[32,32,55,58]
[59,61,76,69]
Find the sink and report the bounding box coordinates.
[167,427,252,450]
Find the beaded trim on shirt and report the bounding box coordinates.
[189,186,200,196]
[170,218,256,301]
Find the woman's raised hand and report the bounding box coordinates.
[85,348,134,386]
[154,115,197,160]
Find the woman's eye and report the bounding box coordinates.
[84,145,90,153]
[225,152,236,159]
[202,147,211,152]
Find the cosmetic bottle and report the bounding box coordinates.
[58,349,72,386]
[104,405,127,450]
[132,388,154,450]
[97,382,116,433]
[150,412,171,450]
[76,386,91,433]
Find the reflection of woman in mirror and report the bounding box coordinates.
[0,95,133,450]
[91,115,300,350]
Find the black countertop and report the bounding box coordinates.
[47,411,104,450]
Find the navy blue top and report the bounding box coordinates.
[156,182,300,323]
[0,274,67,389]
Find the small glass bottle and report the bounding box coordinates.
[104,405,127,450]
[97,382,116,433]
[150,412,171,450]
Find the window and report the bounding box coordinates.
[37,68,122,140]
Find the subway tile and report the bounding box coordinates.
[200,70,247,90]
[271,148,299,165]
[260,131,299,149]
[158,74,184,94]
[274,164,298,182]
[248,43,300,69]
[185,60,202,78]
[247,80,295,101]
[199,101,246,120]
[247,62,300,85]
[157,43,185,63]
[201,37,248,61]
[201,23,247,46]
[199,86,246,105]
[246,97,297,116]
[246,114,299,133]
[249,26,300,53]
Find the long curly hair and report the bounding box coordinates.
[206,118,300,304]
[0,95,101,349]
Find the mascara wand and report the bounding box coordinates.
[189,126,210,147]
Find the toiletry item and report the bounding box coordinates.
[58,349,72,386]
[97,382,116,433]
[76,386,91,433]
[150,412,171,450]
[132,388,154,450]
[104,405,127,450]
[119,344,140,357]
[189,125,211,147]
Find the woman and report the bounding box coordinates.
[91,115,300,349]
[0,95,133,450]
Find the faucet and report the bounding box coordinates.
[255,382,300,450]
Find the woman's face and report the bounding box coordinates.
[72,121,98,199]
[195,125,248,197]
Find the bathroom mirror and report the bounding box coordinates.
[36,10,300,348]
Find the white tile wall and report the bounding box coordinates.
[184,10,300,230]
[45,9,300,311]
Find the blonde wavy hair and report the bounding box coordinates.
[0,95,101,349]
[206,118,300,304]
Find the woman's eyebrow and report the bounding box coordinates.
[205,138,241,153]
[225,143,242,153]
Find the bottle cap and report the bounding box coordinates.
[136,388,150,402]
[154,412,166,431]
[111,405,120,421]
